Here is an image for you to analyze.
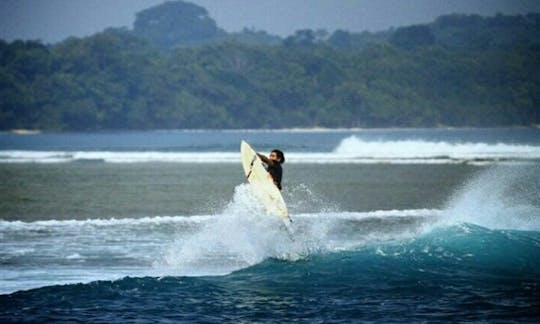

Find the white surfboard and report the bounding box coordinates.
[240,140,292,225]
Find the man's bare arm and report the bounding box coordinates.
[257,153,273,165]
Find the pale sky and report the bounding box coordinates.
[1,0,539,43]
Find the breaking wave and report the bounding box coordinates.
[1,135,539,164]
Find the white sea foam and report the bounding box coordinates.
[0,215,213,231]
[2,166,538,295]
[441,165,540,231]
[298,209,442,220]
[0,203,470,294]
[334,135,540,162]
[0,209,438,232]
[1,135,538,164]
[1,184,441,294]
[155,184,441,277]
[0,151,240,164]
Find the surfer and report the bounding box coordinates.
[257,149,285,190]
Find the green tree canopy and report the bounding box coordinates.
[1,11,539,131]
[133,0,225,49]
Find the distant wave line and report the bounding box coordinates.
[1,148,539,164]
[0,209,441,230]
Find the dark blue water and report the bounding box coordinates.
[2,225,539,322]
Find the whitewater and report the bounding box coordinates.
[1,129,539,321]
[2,164,539,295]
[1,136,539,164]
[2,127,540,164]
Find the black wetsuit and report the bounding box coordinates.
[266,162,283,190]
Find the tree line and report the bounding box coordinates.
[0,1,539,130]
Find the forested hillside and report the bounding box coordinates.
[1,1,539,130]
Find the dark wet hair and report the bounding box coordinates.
[272,149,285,163]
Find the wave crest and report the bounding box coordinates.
[334,135,540,163]
[2,136,539,164]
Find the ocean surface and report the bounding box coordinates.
[1,128,539,322]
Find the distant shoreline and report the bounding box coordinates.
[3,125,539,135]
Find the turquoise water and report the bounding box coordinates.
[1,128,539,322]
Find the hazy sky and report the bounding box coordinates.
[1,0,540,43]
